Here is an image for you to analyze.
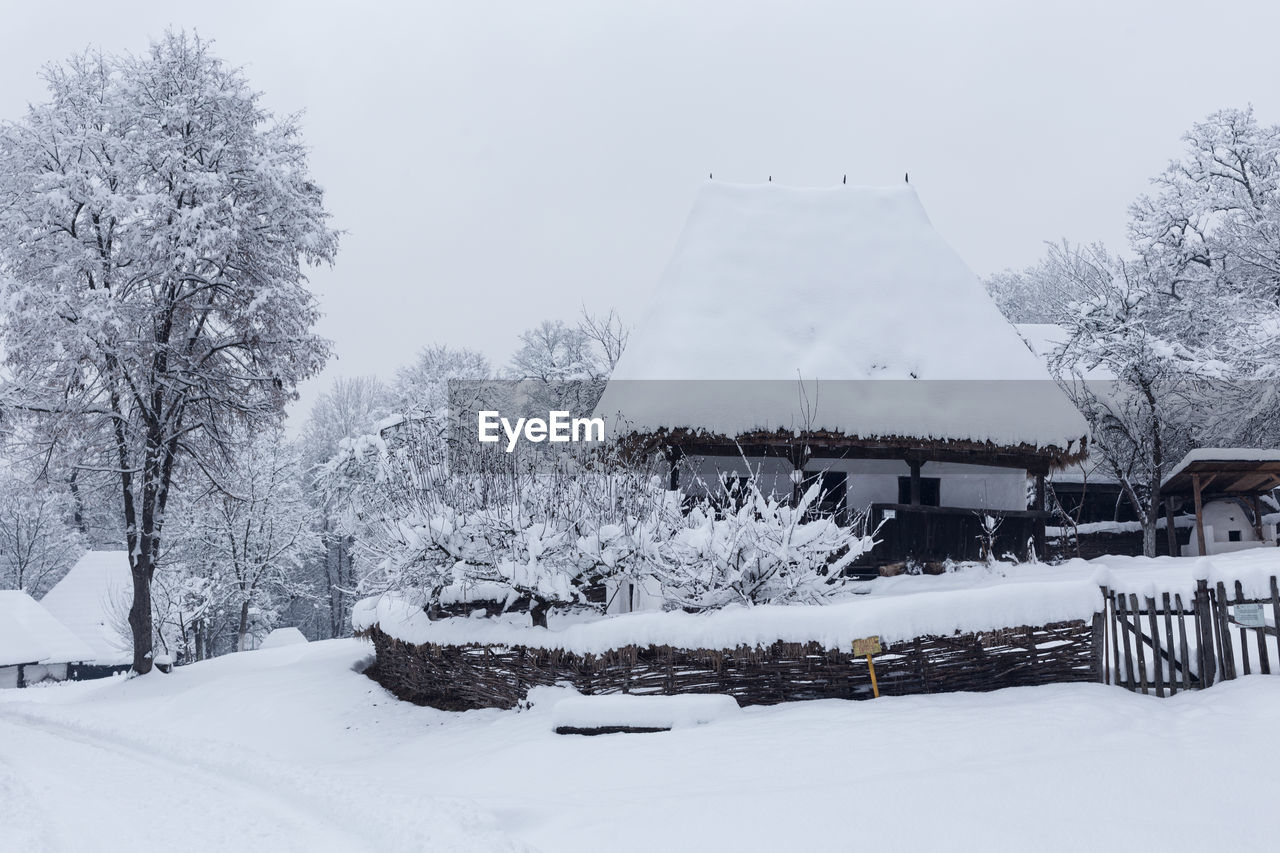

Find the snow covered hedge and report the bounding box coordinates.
[321,424,875,624]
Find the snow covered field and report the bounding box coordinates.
[3,629,1280,852]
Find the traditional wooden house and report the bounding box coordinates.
[40,551,134,679]
[595,181,1089,574]
[0,591,96,688]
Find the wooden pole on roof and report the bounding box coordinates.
[1192,473,1207,557]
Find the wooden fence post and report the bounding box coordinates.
[1215,581,1236,680]
[1130,594,1149,694]
[1118,593,1135,690]
[1174,592,1192,692]
[1146,594,1164,697]
[1195,579,1216,688]
[1162,592,1177,695]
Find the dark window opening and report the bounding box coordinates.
[802,470,848,522]
[897,476,941,507]
[1228,529,1243,542]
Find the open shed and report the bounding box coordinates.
[1160,449,1280,556]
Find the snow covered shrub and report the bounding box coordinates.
[643,479,875,610]
[321,415,666,626]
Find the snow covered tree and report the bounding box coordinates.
[0,469,85,595]
[167,431,318,654]
[299,375,393,638]
[506,311,628,416]
[392,345,491,414]
[0,32,337,672]
[1035,244,1198,556]
[300,376,391,466]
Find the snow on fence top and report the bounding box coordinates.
[354,579,1104,656]
[593,181,1089,453]
[0,590,96,668]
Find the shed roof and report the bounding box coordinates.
[1161,449,1280,497]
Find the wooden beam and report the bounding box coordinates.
[1193,473,1207,557]
[1250,494,1265,542]
[909,460,922,506]
[1164,495,1178,557]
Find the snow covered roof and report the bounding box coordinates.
[260,627,309,649]
[1162,448,1280,495]
[0,590,96,667]
[40,551,134,666]
[596,182,1089,456]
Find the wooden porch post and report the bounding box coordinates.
[1249,494,1265,542]
[1192,474,1207,557]
[1163,494,1178,557]
[908,460,922,506]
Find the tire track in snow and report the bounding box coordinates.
[0,707,530,853]
[0,712,377,853]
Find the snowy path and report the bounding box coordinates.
[4,637,1280,852]
[0,711,379,853]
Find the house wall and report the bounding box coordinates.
[678,454,1027,513]
[0,662,68,688]
[1183,498,1280,556]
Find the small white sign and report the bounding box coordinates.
[1234,603,1267,628]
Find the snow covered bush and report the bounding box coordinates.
[642,479,875,610]
[324,415,876,623]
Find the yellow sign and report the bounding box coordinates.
[852,636,882,656]
[852,636,882,698]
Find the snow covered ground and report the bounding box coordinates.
[3,627,1280,852]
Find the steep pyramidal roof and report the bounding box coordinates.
[40,551,133,666]
[597,181,1088,455]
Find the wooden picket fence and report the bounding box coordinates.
[1101,576,1280,695]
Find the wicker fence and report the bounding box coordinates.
[361,617,1101,711]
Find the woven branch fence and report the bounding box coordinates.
[361,618,1101,711]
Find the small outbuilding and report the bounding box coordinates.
[0,590,96,688]
[40,551,134,678]
[1160,449,1280,556]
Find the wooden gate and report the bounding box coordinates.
[1101,576,1280,694]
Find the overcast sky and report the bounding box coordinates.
[4,0,1280,427]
